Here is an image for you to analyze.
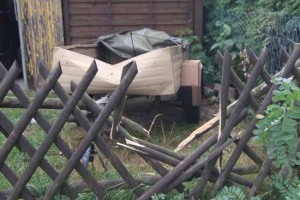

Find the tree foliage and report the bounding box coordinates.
[202,0,300,81]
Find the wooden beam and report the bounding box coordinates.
[193,0,203,41]
[62,0,71,45]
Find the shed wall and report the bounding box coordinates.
[63,0,202,44]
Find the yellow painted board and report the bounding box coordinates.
[19,0,64,86]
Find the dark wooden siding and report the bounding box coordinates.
[63,0,203,45]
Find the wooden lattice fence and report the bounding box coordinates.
[0,43,300,199]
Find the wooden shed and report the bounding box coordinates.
[62,0,203,45]
[12,0,203,87]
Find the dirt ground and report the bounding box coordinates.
[123,96,219,128]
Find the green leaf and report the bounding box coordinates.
[287,110,300,119]
[268,151,277,159]
[273,90,283,96]
[223,24,232,35]
[295,92,300,101]
[267,104,281,111]
[215,20,223,27]
[267,147,276,155]
[210,43,221,51]
[291,106,300,114]
[281,134,294,141]
[282,117,298,127]
[293,159,300,165]
[231,52,238,59]
[224,39,235,47]
[272,94,286,102]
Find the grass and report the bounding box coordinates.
[0,97,266,199]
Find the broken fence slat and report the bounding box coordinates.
[175,115,220,152]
